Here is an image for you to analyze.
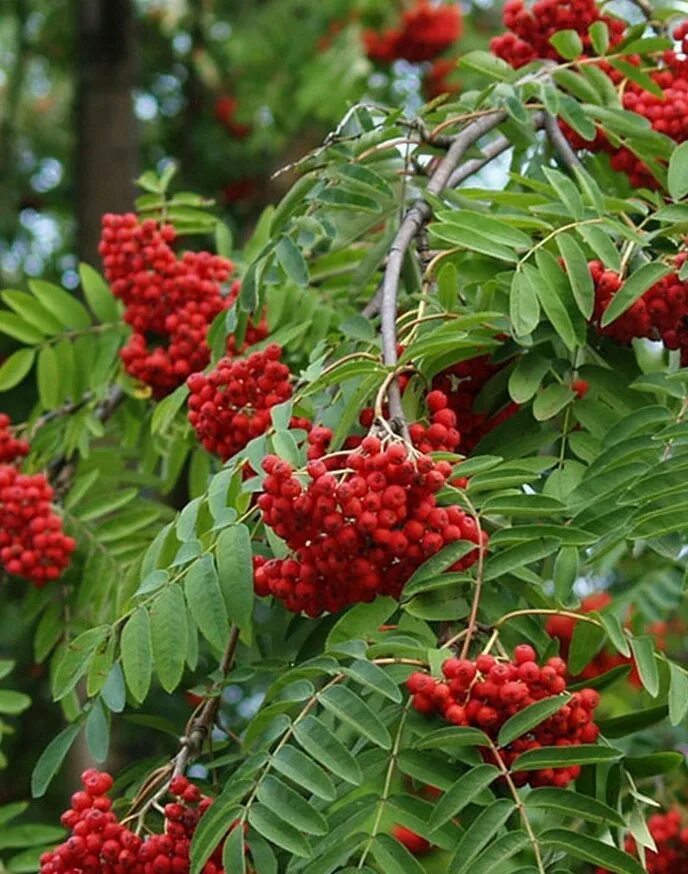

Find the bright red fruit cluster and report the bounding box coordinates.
[187,345,297,461]
[254,435,485,616]
[99,214,236,397]
[364,0,462,64]
[590,258,688,364]
[598,809,688,874]
[40,771,237,874]
[491,0,624,68]
[432,354,519,452]
[0,413,29,463]
[0,416,75,586]
[407,645,600,787]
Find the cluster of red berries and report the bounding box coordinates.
[99,214,240,397]
[187,345,300,461]
[432,354,519,452]
[598,809,688,874]
[40,771,238,874]
[491,0,624,68]
[0,416,75,586]
[424,57,460,99]
[590,258,688,365]
[0,413,29,463]
[407,645,600,787]
[214,95,251,139]
[364,0,462,65]
[254,435,485,616]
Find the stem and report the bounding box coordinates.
[497,608,602,628]
[379,110,510,436]
[486,738,546,874]
[544,113,583,173]
[172,625,241,777]
[357,700,412,868]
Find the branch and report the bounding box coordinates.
[544,113,583,173]
[378,110,509,433]
[172,625,240,777]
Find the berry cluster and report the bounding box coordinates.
[0,413,29,463]
[0,416,74,587]
[432,354,519,452]
[423,58,461,100]
[590,258,688,365]
[491,0,624,68]
[254,435,485,616]
[40,771,239,874]
[364,0,462,65]
[187,345,298,461]
[597,809,688,874]
[99,214,239,397]
[407,645,600,787]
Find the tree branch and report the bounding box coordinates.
[172,625,240,777]
[544,113,583,173]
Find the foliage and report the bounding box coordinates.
[3,1,688,873]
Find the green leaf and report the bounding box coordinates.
[0,690,31,715]
[121,607,152,704]
[526,787,624,826]
[540,829,645,874]
[512,744,622,771]
[150,585,188,693]
[343,660,401,703]
[554,546,579,601]
[598,705,668,738]
[510,270,541,336]
[52,626,110,701]
[414,725,490,750]
[85,698,110,763]
[327,598,397,648]
[276,236,309,286]
[402,540,477,598]
[319,685,391,749]
[293,715,363,785]
[337,163,394,197]
[428,764,499,831]
[557,233,595,318]
[271,745,336,801]
[372,834,425,874]
[29,280,92,329]
[508,355,549,404]
[0,802,29,827]
[216,525,254,640]
[450,800,515,873]
[549,29,584,60]
[668,141,688,200]
[248,804,312,858]
[629,636,659,697]
[669,662,688,726]
[257,775,327,835]
[533,384,575,421]
[0,348,35,391]
[190,780,253,874]
[532,255,578,351]
[498,694,571,747]
[569,621,606,676]
[79,264,120,322]
[0,312,45,343]
[601,264,671,327]
[184,555,230,651]
[222,825,246,874]
[589,21,609,55]
[31,720,82,797]
[36,345,59,410]
[625,751,683,778]
[599,613,631,657]
[470,831,530,874]
[483,538,559,581]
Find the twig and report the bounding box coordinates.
[172,625,241,777]
[379,110,510,437]
[544,113,583,173]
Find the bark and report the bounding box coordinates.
[75,0,138,265]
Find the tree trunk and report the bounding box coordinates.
[75,0,138,266]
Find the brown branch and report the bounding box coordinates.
[172,625,240,777]
[544,113,583,173]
